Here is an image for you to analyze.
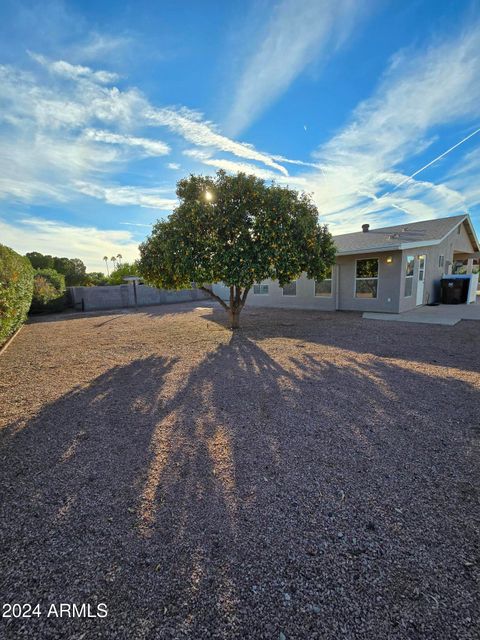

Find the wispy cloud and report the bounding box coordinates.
[197,156,309,186]
[0,55,294,209]
[84,129,170,156]
[120,222,153,227]
[225,0,369,136]
[303,23,480,231]
[146,106,289,175]
[30,52,120,84]
[0,215,139,272]
[74,181,177,210]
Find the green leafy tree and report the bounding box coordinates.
[25,252,54,269]
[53,257,87,286]
[139,171,336,328]
[84,272,109,286]
[108,261,141,285]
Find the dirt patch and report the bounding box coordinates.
[1,302,479,639]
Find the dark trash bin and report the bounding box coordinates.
[441,277,469,304]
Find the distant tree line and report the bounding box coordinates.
[25,252,140,287]
[21,251,140,315]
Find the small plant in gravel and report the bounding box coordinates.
[139,170,336,328]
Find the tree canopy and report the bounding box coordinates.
[25,253,87,287]
[107,261,141,285]
[139,171,336,328]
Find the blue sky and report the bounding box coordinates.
[1,0,479,272]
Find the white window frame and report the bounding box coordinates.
[438,255,445,269]
[354,258,379,299]
[314,270,333,297]
[282,281,297,296]
[253,283,269,295]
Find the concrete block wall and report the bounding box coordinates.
[68,284,210,312]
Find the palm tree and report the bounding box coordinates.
[111,256,117,271]
[116,253,122,266]
[103,256,110,276]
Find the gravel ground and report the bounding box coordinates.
[0,302,479,640]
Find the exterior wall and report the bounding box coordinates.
[213,253,403,314]
[69,284,209,312]
[211,222,478,315]
[213,272,337,311]
[398,241,448,312]
[453,220,476,254]
[336,251,402,313]
[398,223,477,312]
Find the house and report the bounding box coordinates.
[212,214,480,313]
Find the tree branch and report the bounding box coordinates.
[199,286,229,311]
[240,286,251,308]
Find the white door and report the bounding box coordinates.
[416,255,426,305]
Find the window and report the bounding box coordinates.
[438,255,445,269]
[253,283,269,295]
[355,259,378,298]
[404,255,415,297]
[282,281,297,296]
[315,267,332,297]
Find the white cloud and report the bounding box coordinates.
[167,162,180,170]
[30,52,120,84]
[302,24,480,231]
[120,222,153,227]
[196,156,309,186]
[183,148,212,161]
[84,128,170,156]
[225,0,369,135]
[0,215,139,272]
[70,32,133,63]
[75,181,177,210]
[0,57,295,209]
[445,146,480,210]
[146,106,289,175]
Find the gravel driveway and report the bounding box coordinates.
[1,302,479,639]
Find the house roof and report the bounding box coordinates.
[333,214,480,255]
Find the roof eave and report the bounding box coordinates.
[336,239,439,256]
[334,214,480,256]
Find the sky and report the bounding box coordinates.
[1,0,480,273]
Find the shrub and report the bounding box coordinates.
[0,244,34,346]
[108,262,141,285]
[30,272,66,314]
[84,272,109,286]
[34,268,66,292]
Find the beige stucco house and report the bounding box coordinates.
[212,214,479,313]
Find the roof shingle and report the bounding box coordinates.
[333,214,468,254]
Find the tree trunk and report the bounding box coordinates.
[228,308,241,330]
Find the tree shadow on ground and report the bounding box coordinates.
[201,304,480,373]
[0,333,478,639]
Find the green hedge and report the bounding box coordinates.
[0,244,34,346]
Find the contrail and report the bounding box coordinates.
[354,126,480,217]
[392,126,480,191]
